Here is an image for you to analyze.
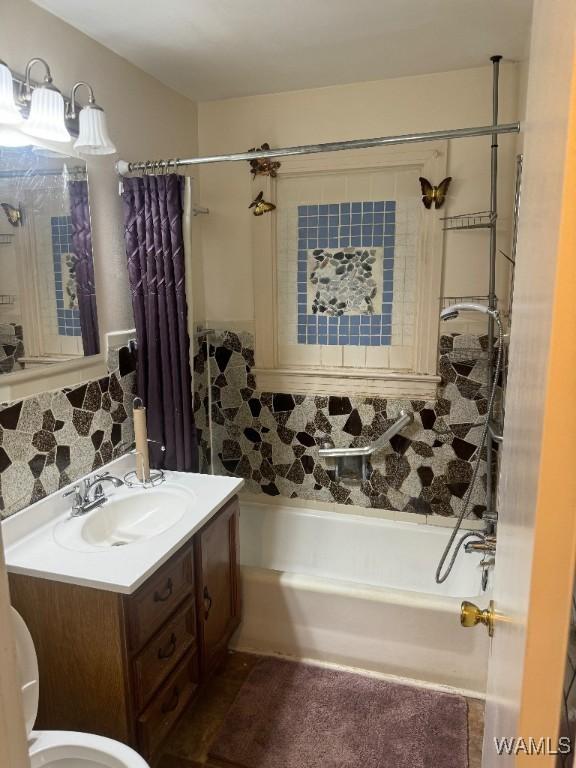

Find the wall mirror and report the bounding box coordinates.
[0,146,99,377]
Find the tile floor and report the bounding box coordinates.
[158,652,484,768]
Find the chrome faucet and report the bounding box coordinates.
[464,535,496,554]
[63,472,124,517]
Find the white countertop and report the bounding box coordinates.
[2,454,244,594]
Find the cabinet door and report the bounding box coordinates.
[195,497,240,676]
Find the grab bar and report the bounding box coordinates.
[318,410,414,458]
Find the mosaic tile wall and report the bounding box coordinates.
[0,343,136,518]
[0,323,24,375]
[193,330,497,519]
[278,199,419,351]
[51,215,81,337]
[297,201,395,346]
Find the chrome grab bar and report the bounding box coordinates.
[318,410,414,458]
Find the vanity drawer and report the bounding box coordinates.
[126,546,194,652]
[137,651,199,759]
[132,600,196,711]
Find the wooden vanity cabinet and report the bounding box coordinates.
[195,496,241,677]
[8,495,240,763]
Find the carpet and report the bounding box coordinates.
[208,657,469,768]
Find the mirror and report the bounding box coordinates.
[0,146,99,376]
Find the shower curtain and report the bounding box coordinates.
[68,180,100,356]
[122,173,198,473]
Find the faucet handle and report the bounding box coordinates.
[63,484,81,499]
[63,484,85,515]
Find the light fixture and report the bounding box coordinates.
[0,127,32,147]
[21,58,70,144]
[69,82,116,156]
[0,58,117,153]
[0,60,23,125]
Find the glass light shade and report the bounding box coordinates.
[74,105,116,155]
[22,85,71,143]
[0,126,32,147]
[0,62,23,125]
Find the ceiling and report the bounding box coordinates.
[32,0,533,101]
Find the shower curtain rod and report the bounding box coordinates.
[0,166,86,179]
[116,121,520,174]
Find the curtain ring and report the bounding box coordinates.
[144,160,153,176]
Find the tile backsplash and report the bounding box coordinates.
[0,323,24,375]
[0,328,493,522]
[0,344,136,518]
[194,330,495,520]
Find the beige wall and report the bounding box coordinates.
[198,64,521,330]
[0,0,202,334]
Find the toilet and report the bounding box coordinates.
[12,607,149,768]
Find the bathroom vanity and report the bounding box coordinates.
[3,457,243,763]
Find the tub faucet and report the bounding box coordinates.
[464,535,496,554]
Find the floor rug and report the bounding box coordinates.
[208,657,469,768]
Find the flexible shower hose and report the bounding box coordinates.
[435,315,504,584]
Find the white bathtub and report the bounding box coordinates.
[232,502,491,696]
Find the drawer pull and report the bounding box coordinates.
[161,686,180,714]
[157,633,177,660]
[154,578,173,603]
[203,586,213,619]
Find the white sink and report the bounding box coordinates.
[2,453,243,593]
[54,486,194,552]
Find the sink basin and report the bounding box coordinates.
[54,486,194,552]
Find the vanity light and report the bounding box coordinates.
[0,127,31,147]
[69,82,116,156]
[0,60,23,125]
[21,58,71,144]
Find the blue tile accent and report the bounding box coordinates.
[296,201,396,347]
[51,216,81,337]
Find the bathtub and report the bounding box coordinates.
[232,502,491,696]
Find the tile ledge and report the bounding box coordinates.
[253,368,440,399]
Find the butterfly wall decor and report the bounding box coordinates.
[249,191,276,216]
[247,143,282,178]
[418,177,452,210]
[1,202,23,227]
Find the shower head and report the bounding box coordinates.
[440,302,499,322]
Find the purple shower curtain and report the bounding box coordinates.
[68,180,100,356]
[122,174,198,473]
